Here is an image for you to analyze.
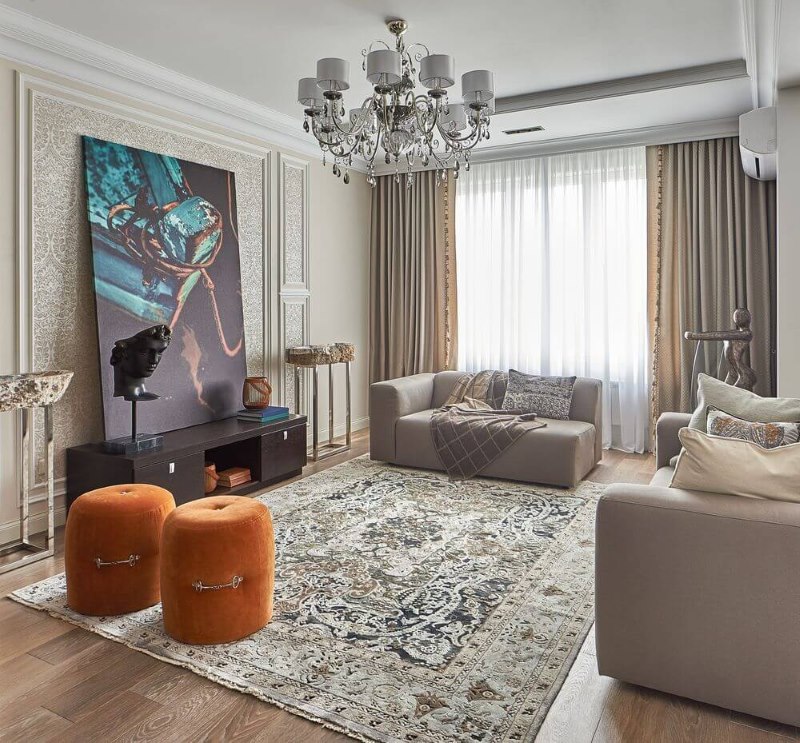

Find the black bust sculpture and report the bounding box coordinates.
[110,325,171,401]
[104,324,172,454]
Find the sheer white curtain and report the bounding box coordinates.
[456,147,649,452]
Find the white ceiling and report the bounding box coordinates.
[0,0,794,155]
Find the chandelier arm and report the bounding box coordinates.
[428,148,455,170]
[325,98,375,138]
[403,42,431,63]
[326,134,363,159]
[363,127,384,167]
[363,40,391,56]
[310,124,355,156]
[436,118,486,148]
[411,94,441,138]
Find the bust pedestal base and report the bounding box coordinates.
[103,433,164,455]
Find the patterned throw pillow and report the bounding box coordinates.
[706,406,800,449]
[444,370,508,409]
[501,370,576,420]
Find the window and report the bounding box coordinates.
[456,147,648,452]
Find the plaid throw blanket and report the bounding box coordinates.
[431,405,546,480]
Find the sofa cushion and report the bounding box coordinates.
[650,465,714,498]
[671,427,800,503]
[502,370,576,419]
[706,405,800,448]
[689,373,800,432]
[394,409,597,487]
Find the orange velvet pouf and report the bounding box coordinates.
[65,484,175,616]
[160,496,275,645]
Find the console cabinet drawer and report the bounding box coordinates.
[134,452,205,505]
[261,425,306,482]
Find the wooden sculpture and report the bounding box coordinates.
[684,308,756,392]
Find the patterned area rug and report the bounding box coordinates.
[12,457,603,742]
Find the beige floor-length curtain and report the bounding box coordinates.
[369,170,457,382]
[648,136,777,425]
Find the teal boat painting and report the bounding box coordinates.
[83,136,247,439]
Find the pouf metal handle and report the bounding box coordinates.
[95,554,140,568]
[192,575,244,592]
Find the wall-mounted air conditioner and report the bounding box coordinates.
[739,107,777,181]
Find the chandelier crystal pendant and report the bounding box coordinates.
[297,19,495,188]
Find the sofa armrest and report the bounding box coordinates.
[369,373,435,462]
[570,378,603,463]
[655,412,691,468]
[595,483,800,726]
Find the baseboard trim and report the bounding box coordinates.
[0,502,66,546]
[306,416,369,448]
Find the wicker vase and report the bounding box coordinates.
[242,377,272,410]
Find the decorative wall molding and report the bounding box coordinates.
[16,73,272,499]
[495,60,749,114]
[0,5,363,170]
[741,0,782,108]
[278,154,311,413]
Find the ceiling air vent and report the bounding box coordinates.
[502,125,545,136]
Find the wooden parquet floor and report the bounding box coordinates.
[0,432,795,742]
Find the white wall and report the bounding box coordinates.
[777,85,800,396]
[0,56,371,540]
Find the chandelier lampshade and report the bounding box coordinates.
[298,77,323,107]
[419,54,455,90]
[441,103,467,132]
[316,58,350,92]
[366,50,403,86]
[462,70,495,104]
[298,20,495,187]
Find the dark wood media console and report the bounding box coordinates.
[66,414,307,510]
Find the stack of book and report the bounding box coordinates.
[217,466,251,488]
[237,405,290,423]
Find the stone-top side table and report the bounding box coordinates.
[0,371,72,574]
[285,343,353,461]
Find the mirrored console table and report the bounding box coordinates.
[286,343,353,461]
[0,371,72,575]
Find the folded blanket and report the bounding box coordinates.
[430,405,546,480]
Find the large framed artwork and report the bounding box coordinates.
[82,136,247,439]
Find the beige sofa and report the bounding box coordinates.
[370,371,603,487]
[596,412,800,727]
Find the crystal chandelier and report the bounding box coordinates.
[297,19,495,187]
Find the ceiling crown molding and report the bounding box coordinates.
[372,116,740,174]
[0,5,338,162]
[495,60,748,114]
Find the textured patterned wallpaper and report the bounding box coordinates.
[29,93,267,482]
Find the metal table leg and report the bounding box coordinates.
[20,407,30,544]
[45,405,55,552]
[345,361,352,447]
[294,366,301,415]
[328,363,334,446]
[0,405,56,574]
[312,365,319,461]
[303,360,352,462]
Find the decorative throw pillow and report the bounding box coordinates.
[501,370,576,420]
[444,370,508,409]
[670,427,800,503]
[706,406,800,449]
[688,373,800,432]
